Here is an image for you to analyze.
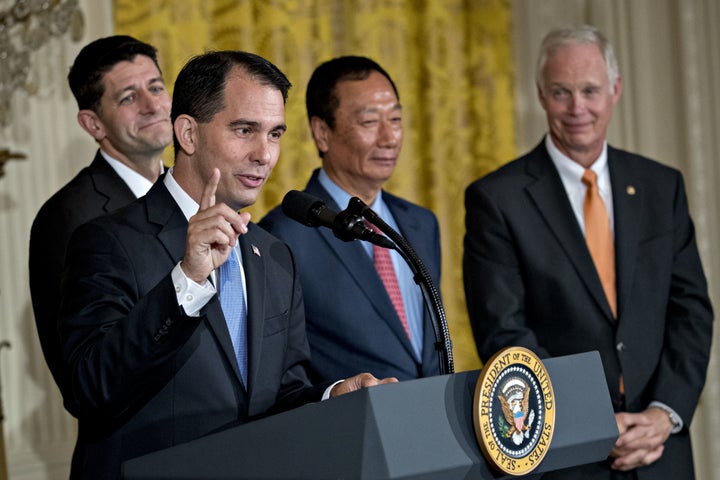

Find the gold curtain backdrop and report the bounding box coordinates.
[114,0,516,372]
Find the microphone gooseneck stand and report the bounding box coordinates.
[339,197,454,375]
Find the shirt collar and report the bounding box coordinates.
[164,167,199,221]
[545,134,609,192]
[100,149,163,199]
[317,168,387,215]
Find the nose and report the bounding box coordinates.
[138,89,161,113]
[253,137,273,165]
[377,119,400,148]
[569,91,586,114]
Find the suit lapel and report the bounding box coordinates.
[87,151,136,213]
[238,227,266,393]
[608,147,642,321]
[304,173,417,358]
[146,181,246,387]
[525,144,615,320]
[304,175,382,304]
[146,181,189,265]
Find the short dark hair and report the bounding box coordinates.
[305,56,399,130]
[67,35,161,113]
[170,50,291,156]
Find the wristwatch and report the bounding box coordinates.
[658,406,682,433]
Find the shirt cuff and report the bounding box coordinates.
[322,380,345,401]
[649,401,683,434]
[171,262,216,316]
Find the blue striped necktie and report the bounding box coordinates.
[218,248,248,385]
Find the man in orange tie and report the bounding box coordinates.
[463,25,712,479]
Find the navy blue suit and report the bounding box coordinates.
[60,179,325,479]
[463,140,713,479]
[260,169,442,382]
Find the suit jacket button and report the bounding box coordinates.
[616,341,626,352]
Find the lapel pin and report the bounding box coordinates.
[251,244,261,257]
[626,185,636,195]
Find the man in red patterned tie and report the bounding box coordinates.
[261,56,443,383]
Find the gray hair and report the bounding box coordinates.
[535,24,619,93]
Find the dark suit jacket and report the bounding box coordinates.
[60,179,325,480]
[259,169,441,382]
[463,140,713,479]
[29,151,136,398]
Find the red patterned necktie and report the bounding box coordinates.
[367,223,411,339]
[582,169,616,318]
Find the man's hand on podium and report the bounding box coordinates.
[610,408,673,471]
[329,373,398,397]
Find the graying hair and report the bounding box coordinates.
[535,24,619,93]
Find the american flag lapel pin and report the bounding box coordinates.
[251,244,261,257]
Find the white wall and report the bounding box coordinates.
[513,1,720,478]
[0,1,113,478]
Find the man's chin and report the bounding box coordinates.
[225,192,260,212]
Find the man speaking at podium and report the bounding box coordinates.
[261,56,442,383]
[59,50,395,480]
[463,25,713,479]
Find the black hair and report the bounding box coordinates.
[67,35,161,112]
[170,50,291,156]
[305,55,398,129]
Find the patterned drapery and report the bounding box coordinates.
[114,0,516,371]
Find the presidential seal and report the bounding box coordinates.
[472,346,555,476]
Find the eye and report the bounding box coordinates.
[550,88,570,100]
[583,86,601,97]
[269,129,285,141]
[119,93,135,105]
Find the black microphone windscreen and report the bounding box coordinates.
[281,190,330,227]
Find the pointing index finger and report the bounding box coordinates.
[200,168,221,210]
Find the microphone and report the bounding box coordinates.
[281,190,395,249]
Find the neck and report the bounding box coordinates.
[323,169,381,206]
[101,148,163,182]
[569,152,600,169]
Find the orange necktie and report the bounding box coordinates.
[582,169,617,317]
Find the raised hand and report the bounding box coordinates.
[181,168,251,282]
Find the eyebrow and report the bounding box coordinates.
[147,76,165,85]
[228,119,287,132]
[357,103,403,114]
[111,85,137,102]
[111,76,165,100]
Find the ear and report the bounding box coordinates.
[611,74,623,105]
[536,83,549,111]
[174,114,198,155]
[309,116,330,155]
[77,110,105,141]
